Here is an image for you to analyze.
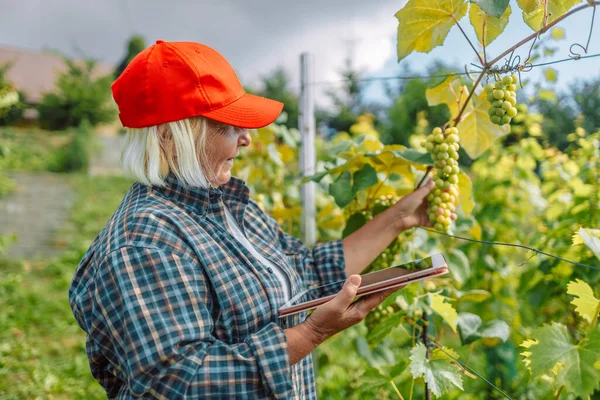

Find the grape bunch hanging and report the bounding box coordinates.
[420,127,460,232]
[484,74,518,125]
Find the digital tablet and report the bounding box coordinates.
[278,253,448,318]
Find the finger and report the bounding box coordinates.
[328,275,361,311]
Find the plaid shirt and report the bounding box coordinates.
[69,173,347,399]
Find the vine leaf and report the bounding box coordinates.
[470,0,509,17]
[520,323,600,399]
[551,27,566,39]
[395,0,469,62]
[409,343,464,398]
[457,312,510,345]
[457,171,475,215]
[366,312,405,346]
[456,91,510,159]
[425,76,468,119]
[516,0,540,14]
[352,164,378,193]
[521,0,581,30]
[446,248,471,286]
[329,171,354,208]
[544,68,558,82]
[429,293,459,333]
[342,212,368,238]
[566,279,600,325]
[469,3,511,46]
[572,227,600,261]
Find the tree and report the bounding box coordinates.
[37,58,116,130]
[252,67,299,129]
[115,35,146,78]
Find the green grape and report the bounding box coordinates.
[432,127,443,135]
[447,134,459,143]
[494,81,504,89]
[434,133,444,143]
[501,115,511,124]
[507,84,516,91]
[495,108,506,116]
[502,75,513,85]
[506,107,518,118]
[511,74,518,84]
[484,84,494,93]
[493,90,504,100]
[488,107,497,117]
[507,96,517,106]
[501,101,512,111]
[439,143,449,152]
[425,142,434,151]
[491,115,501,124]
[443,166,452,175]
[492,99,503,107]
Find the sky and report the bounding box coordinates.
[1,0,598,108]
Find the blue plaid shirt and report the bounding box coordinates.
[69,173,347,399]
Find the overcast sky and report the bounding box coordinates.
[1,0,598,107]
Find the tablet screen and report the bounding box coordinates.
[288,256,435,307]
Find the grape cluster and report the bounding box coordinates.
[484,74,518,126]
[367,194,403,272]
[420,127,460,232]
[364,303,400,331]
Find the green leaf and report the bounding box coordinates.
[446,248,471,285]
[457,312,510,345]
[409,343,464,397]
[456,91,510,159]
[367,312,405,346]
[395,0,469,62]
[567,279,600,325]
[327,141,353,158]
[457,171,475,215]
[352,164,378,193]
[544,68,557,82]
[329,171,354,208]
[471,0,509,18]
[391,149,433,166]
[429,293,459,333]
[302,170,328,183]
[425,76,468,118]
[342,212,368,238]
[469,3,511,45]
[522,0,581,31]
[551,27,565,39]
[521,323,600,399]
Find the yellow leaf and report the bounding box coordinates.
[278,144,296,164]
[517,0,541,13]
[551,27,565,39]
[469,3,511,46]
[329,154,370,174]
[538,89,557,103]
[470,221,482,240]
[429,293,458,333]
[395,0,469,62]
[457,171,475,215]
[567,279,600,325]
[456,91,510,159]
[522,0,581,31]
[544,68,557,82]
[363,137,384,152]
[256,127,276,144]
[425,76,469,118]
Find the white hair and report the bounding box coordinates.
[121,116,217,188]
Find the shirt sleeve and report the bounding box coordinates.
[255,201,347,289]
[92,245,293,399]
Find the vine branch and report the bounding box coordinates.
[453,15,484,66]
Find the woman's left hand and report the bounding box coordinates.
[390,178,436,231]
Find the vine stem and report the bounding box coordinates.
[453,15,484,66]
[554,385,565,400]
[451,1,600,126]
[390,380,405,400]
[487,1,600,67]
[421,312,431,400]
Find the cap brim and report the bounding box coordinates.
[199,93,284,129]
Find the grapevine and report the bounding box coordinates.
[484,74,519,126]
[420,127,460,232]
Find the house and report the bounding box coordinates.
[0,45,115,121]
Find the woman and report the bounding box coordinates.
[69,40,435,399]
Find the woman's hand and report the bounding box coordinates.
[296,275,400,347]
[389,178,436,232]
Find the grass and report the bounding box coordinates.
[0,174,133,399]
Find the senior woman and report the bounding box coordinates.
[69,40,435,399]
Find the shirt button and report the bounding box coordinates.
[267,267,273,273]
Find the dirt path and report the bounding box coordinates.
[0,172,75,259]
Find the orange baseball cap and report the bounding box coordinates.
[112,40,284,129]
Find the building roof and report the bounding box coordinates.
[0,45,115,104]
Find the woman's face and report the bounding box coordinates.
[205,120,251,186]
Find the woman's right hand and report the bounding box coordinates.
[297,275,399,347]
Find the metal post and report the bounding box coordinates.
[299,53,316,247]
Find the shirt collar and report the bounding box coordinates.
[151,173,249,215]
